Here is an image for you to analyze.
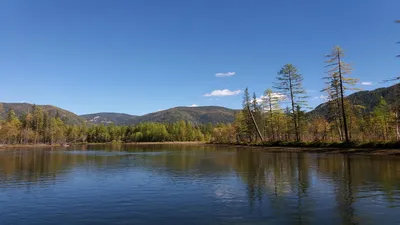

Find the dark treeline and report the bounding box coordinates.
[0,104,214,144]
[211,45,400,145]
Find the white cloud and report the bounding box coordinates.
[320,95,329,102]
[361,81,373,85]
[256,93,286,104]
[254,93,287,111]
[271,92,286,100]
[215,72,235,77]
[204,89,242,97]
[189,104,199,107]
[256,97,264,104]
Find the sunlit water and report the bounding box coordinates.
[1,144,400,225]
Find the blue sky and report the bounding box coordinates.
[1,0,399,115]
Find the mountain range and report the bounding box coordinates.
[0,103,237,125]
[1,83,399,125]
[81,106,237,125]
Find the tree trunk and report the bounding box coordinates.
[338,52,350,142]
[269,101,275,141]
[247,105,264,142]
[288,72,300,142]
[334,97,344,141]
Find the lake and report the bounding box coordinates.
[0,144,399,225]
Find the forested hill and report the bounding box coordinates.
[80,106,237,125]
[0,103,236,125]
[131,106,237,125]
[308,83,400,118]
[0,103,85,125]
[80,113,138,125]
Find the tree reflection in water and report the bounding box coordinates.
[0,145,399,224]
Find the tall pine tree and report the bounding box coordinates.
[274,64,307,142]
[251,92,263,141]
[324,46,358,142]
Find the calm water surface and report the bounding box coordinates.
[1,144,400,225]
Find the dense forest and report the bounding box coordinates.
[0,104,214,144]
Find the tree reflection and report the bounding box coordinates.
[1,145,400,224]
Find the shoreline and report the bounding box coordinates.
[0,142,206,150]
[208,143,400,155]
[1,142,400,155]
[0,144,62,150]
[119,141,206,145]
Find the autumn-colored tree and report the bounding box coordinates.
[0,109,22,144]
[372,97,392,141]
[31,105,44,143]
[234,111,247,143]
[308,117,329,141]
[20,113,34,144]
[262,89,282,141]
[324,46,358,142]
[50,117,66,144]
[211,124,236,143]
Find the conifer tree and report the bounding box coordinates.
[242,87,253,141]
[274,64,307,142]
[324,46,358,142]
[251,92,262,141]
[262,89,281,141]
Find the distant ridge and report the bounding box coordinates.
[80,106,238,125]
[0,102,85,125]
[80,112,138,125]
